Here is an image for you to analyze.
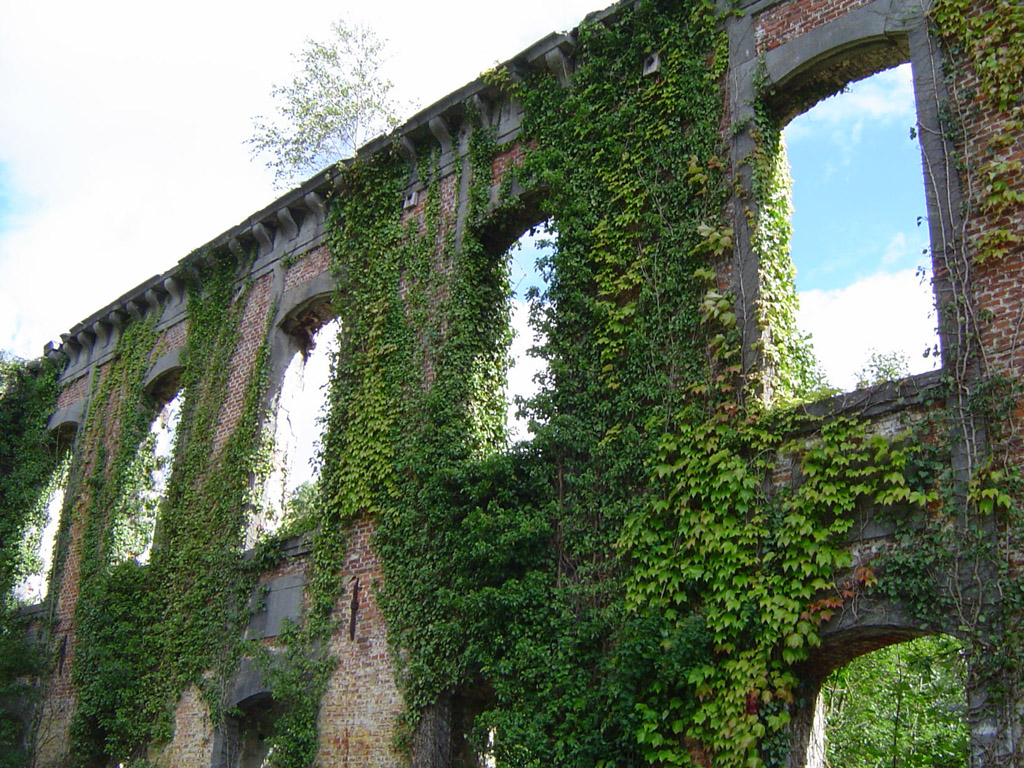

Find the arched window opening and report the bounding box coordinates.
[221,693,282,768]
[13,451,70,604]
[783,63,940,392]
[820,634,968,767]
[108,389,182,566]
[414,687,495,768]
[505,222,554,443]
[259,316,338,540]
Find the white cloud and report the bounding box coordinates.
[782,64,913,138]
[882,231,909,265]
[798,268,939,391]
[785,62,915,153]
[506,299,546,442]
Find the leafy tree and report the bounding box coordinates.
[249,18,402,187]
[823,635,969,768]
[855,349,911,388]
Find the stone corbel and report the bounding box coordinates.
[91,320,112,353]
[252,221,274,255]
[428,116,453,157]
[228,235,245,260]
[105,309,128,349]
[72,329,96,367]
[277,207,299,242]
[544,48,573,87]
[472,94,495,128]
[44,341,67,368]
[60,334,82,369]
[124,298,145,320]
[163,276,186,308]
[107,308,128,332]
[400,135,417,166]
[303,192,326,227]
[145,286,167,316]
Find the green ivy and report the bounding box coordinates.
[0,354,60,765]
[68,250,277,764]
[3,1,1020,766]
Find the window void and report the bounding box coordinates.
[505,223,554,443]
[784,64,940,391]
[108,390,182,566]
[13,452,70,604]
[220,693,282,768]
[821,634,968,767]
[259,317,338,539]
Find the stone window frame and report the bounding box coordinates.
[728,0,963,388]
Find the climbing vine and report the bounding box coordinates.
[0,354,60,765]
[306,1,1014,765]
[309,1,882,765]
[0,355,61,604]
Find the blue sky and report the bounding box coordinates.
[786,64,939,389]
[787,64,929,293]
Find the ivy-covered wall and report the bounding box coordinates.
[1,0,1022,766]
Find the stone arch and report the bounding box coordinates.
[411,683,497,768]
[47,399,84,454]
[211,657,281,768]
[788,611,968,768]
[249,274,339,544]
[267,273,337,407]
[107,354,185,565]
[474,183,551,265]
[143,347,184,404]
[758,0,920,124]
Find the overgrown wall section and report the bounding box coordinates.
[3,0,1022,767]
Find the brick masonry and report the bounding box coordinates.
[212,273,273,457]
[283,245,333,293]
[754,0,874,52]
[150,686,216,768]
[56,373,89,412]
[316,518,405,768]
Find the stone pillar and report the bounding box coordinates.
[966,658,1023,767]
[787,684,826,768]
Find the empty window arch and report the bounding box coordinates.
[784,63,940,391]
[108,387,182,566]
[505,222,554,443]
[256,314,338,543]
[820,634,968,767]
[13,451,70,603]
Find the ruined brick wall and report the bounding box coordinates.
[212,274,274,456]
[150,686,216,768]
[22,0,1024,764]
[952,6,1024,377]
[283,245,333,293]
[316,517,404,767]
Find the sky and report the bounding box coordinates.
[0,0,602,360]
[0,1,937,396]
[786,64,939,389]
